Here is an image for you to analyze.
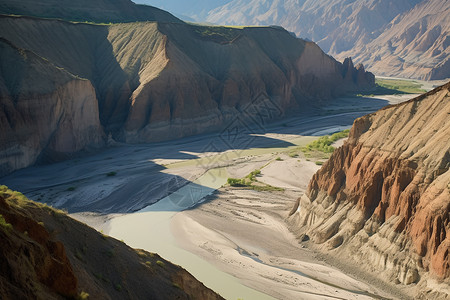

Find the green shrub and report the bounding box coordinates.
[114,283,122,292]
[275,157,282,161]
[227,178,245,187]
[106,171,117,177]
[77,291,89,300]
[156,260,165,268]
[0,215,13,231]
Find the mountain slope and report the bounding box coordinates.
[0,0,181,23]
[167,0,448,80]
[0,14,374,176]
[0,185,222,299]
[289,82,450,298]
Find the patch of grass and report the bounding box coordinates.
[156,260,165,268]
[315,161,324,166]
[227,169,284,192]
[193,25,240,43]
[37,221,45,227]
[288,152,298,158]
[145,261,152,266]
[114,283,122,292]
[77,291,89,300]
[250,185,284,192]
[106,171,117,177]
[375,78,426,94]
[172,282,181,289]
[302,129,350,155]
[275,157,283,161]
[0,215,13,231]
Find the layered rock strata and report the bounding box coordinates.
[290,82,450,297]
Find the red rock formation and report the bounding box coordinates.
[291,82,449,296]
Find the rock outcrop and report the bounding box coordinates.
[289,82,450,298]
[0,13,374,175]
[0,38,105,177]
[0,185,223,299]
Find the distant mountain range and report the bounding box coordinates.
[137,0,449,80]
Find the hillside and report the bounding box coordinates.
[154,0,449,80]
[0,0,181,23]
[0,13,374,176]
[0,185,222,299]
[288,82,450,298]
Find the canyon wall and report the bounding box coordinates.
[289,82,449,298]
[0,14,374,175]
[0,38,105,177]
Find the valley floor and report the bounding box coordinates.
[2,92,424,299]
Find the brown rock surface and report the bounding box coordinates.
[0,185,223,299]
[0,13,374,175]
[0,38,105,177]
[289,82,450,297]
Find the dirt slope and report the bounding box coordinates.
[289,82,450,298]
[0,185,223,299]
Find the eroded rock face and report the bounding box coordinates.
[0,38,105,177]
[0,186,223,300]
[290,83,450,296]
[0,14,374,175]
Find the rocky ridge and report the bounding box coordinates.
[166,0,449,80]
[0,185,222,299]
[289,82,450,298]
[0,13,374,176]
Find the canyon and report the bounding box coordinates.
[1,0,449,299]
[0,11,373,176]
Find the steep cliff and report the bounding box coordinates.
[0,38,105,177]
[0,185,223,299]
[0,14,374,175]
[289,82,450,298]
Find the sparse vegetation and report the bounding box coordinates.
[0,215,13,231]
[156,260,165,268]
[67,186,76,191]
[275,157,283,161]
[172,282,181,289]
[114,283,122,292]
[301,129,350,155]
[193,25,241,43]
[77,291,90,300]
[106,171,117,177]
[227,169,284,192]
[375,78,426,94]
[315,161,324,166]
[355,78,426,97]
